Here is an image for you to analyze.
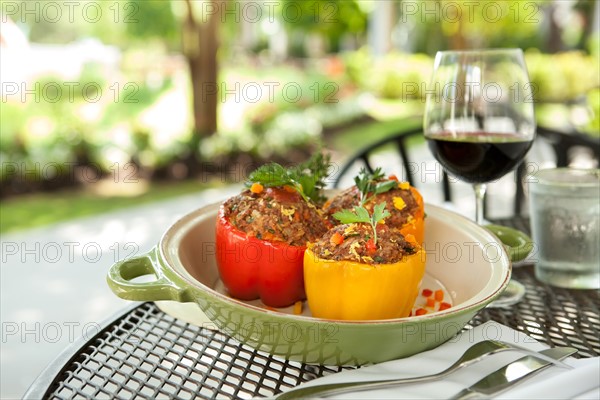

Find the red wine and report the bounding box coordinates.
[427,133,533,183]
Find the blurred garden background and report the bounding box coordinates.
[1,0,599,232]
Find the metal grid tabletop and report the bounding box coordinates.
[26,218,600,400]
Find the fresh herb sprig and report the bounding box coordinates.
[247,153,331,203]
[354,168,397,206]
[294,153,330,204]
[333,202,391,245]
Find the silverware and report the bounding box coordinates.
[451,346,577,399]
[274,340,571,400]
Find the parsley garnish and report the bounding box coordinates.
[333,202,390,246]
[354,168,397,206]
[247,153,331,203]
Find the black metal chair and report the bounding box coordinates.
[332,126,453,202]
[333,126,599,218]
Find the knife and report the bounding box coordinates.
[451,346,578,399]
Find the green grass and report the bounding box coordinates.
[0,180,221,234]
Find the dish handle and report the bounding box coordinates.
[107,247,193,302]
[483,224,533,263]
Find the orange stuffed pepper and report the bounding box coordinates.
[324,169,425,244]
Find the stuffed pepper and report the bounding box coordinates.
[216,154,330,308]
[324,168,425,244]
[304,202,426,320]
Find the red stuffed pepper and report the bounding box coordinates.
[215,156,330,308]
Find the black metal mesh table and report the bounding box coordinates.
[25,217,599,400]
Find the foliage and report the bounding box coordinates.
[367,53,432,99]
[0,62,178,190]
[402,0,546,53]
[279,0,368,54]
[17,1,179,48]
[123,0,179,46]
[343,49,599,105]
[526,51,600,102]
[584,89,600,137]
[200,64,364,160]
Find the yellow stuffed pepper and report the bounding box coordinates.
[304,203,426,320]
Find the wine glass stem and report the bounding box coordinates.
[473,183,487,225]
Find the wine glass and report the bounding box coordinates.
[423,49,536,307]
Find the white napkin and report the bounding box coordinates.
[274,321,600,399]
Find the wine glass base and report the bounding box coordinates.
[486,280,526,308]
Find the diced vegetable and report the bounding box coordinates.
[250,182,264,194]
[365,239,377,254]
[330,232,344,245]
[426,297,436,307]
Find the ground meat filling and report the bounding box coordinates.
[324,184,419,227]
[223,189,328,247]
[311,223,416,265]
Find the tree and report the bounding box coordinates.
[119,0,219,136]
[182,0,219,136]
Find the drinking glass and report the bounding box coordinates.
[530,168,600,289]
[423,49,536,307]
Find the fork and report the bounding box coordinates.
[273,340,571,400]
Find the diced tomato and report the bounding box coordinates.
[434,289,444,302]
[439,302,452,311]
[426,297,436,307]
[388,174,399,182]
[415,308,428,316]
[266,187,301,203]
[365,239,377,255]
[330,232,344,245]
[422,288,433,297]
